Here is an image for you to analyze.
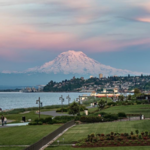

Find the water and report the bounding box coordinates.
[0,92,90,110]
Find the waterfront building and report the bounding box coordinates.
[99,74,103,79]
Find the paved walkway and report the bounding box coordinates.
[40,110,73,117]
[40,106,93,117]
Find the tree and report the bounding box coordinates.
[118,95,124,101]
[97,100,107,110]
[68,102,79,115]
[134,88,140,96]
[127,94,132,100]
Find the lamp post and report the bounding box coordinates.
[106,94,108,103]
[76,97,81,115]
[36,97,41,119]
[59,95,64,113]
[66,95,71,105]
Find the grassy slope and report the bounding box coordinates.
[0,125,61,145]
[99,104,150,118]
[0,148,23,150]
[46,146,150,150]
[53,120,150,144]
[5,110,52,123]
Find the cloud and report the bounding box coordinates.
[136,18,150,23]
[1,0,150,62]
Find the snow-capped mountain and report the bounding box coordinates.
[27,50,142,76]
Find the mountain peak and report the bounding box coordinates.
[26,50,143,76]
[60,50,86,57]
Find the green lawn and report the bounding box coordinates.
[0,147,23,150]
[99,104,150,118]
[5,110,52,123]
[46,146,150,150]
[0,125,61,145]
[53,120,150,144]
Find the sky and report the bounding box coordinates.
[0,0,150,73]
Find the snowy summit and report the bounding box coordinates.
[27,50,142,76]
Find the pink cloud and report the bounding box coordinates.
[136,18,150,23]
[0,14,150,62]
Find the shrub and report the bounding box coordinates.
[110,135,114,140]
[53,116,75,123]
[143,137,148,140]
[80,116,102,123]
[56,108,68,112]
[117,137,123,141]
[131,131,134,135]
[100,112,107,116]
[34,118,39,123]
[29,122,33,125]
[103,114,118,120]
[120,142,124,145]
[29,122,37,125]
[141,132,144,136]
[145,131,148,136]
[38,121,43,125]
[118,112,126,118]
[136,101,142,104]
[106,137,111,140]
[124,133,129,136]
[135,130,139,135]
[107,102,115,106]
[45,117,53,124]
[92,137,98,143]
[131,135,136,139]
[100,137,104,141]
[139,135,142,139]
[38,118,45,123]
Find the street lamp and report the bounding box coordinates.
[59,95,64,113]
[36,97,41,119]
[76,97,80,115]
[66,95,71,105]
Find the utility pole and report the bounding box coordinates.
[66,95,71,105]
[76,96,81,115]
[36,97,41,119]
[59,95,64,113]
[79,96,81,115]
[76,98,80,115]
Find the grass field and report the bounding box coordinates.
[0,125,61,145]
[5,110,52,123]
[0,147,23,150]
[53,120,150,144]
[46,146,150,150]
[99,104,150,118]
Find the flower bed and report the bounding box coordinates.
[74,131,150,148]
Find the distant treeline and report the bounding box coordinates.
[0,89,21,92]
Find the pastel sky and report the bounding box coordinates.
[0,0,150,73]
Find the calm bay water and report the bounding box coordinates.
[0,92,90,110]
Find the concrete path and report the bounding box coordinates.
[40,110,73,117]
[40,105,93,117]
